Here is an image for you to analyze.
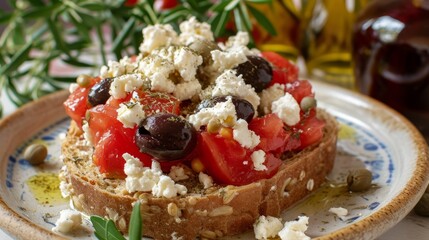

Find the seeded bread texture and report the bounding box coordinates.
[60,110,338,240]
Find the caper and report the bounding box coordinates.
[135,113,197,160]
[300,96,317,112]
[347,169,372,192]
[415,193,429,217]
[23,143,48,165]
[76,74,92,87]
[87,78,113,106]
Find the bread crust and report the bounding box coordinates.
[61,110,337,240]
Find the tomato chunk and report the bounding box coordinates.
[296,115,325,149]
[249,114,301,154]
[199,132,282,186]
[262,51,299,86]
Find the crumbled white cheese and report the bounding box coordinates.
[211,70,260,111]
[251,150,268,171]
[243,161,249,165]
[100,57,138,79]
[116,101,146,128]
[210,48,248,72]
[69,83,78,93]
[233,119,260,149]
[152,175,187,198]
[138,56,176,93]
[173,80,202,101]
[225,31,250,48]
[168,166,189,181]
[188,97,237,130]
[139,24,179,53]
[52,209,82,234]
[109,73,145,99]
[329,207,348,220]
[259,83,286,114]
[82,121,93,145]
[198,172,213,189]
[154,46,203,82]
[271,92,300,126]
[278,216,310,240]
[254,216,283,240]
[123,153,187,198]
[179,16,214,45]
[173,47,203,82]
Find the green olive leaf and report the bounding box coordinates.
[128,202,142,240]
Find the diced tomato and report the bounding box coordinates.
[199,132,282,186]
[63,77,99,128]
[261,51,299,86]
[249,114,300,154]
[87,104,123,145]
[285,80,314,104]
[93,127,153,178]
[296,115,325,149]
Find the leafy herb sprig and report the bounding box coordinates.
[0,0,275,117]
[90,202,142,240]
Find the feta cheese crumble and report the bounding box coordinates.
[278,216,310,240]
[139,24,179,53]
[109,73,145,99]
[254,215,310,240]
[198,172,214,189]
[211,70,260,111]
[123,153,187,198]
[271,92,301,126]
[52,209,82,234]
[329,207,348,220]
[179,17,214,45]
[188,97,237,130]
[116,101,146,128]
[253,216,283,240]
[251,150,268,171]
[233,119,260,149]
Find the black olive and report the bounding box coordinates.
[135,113,197,160]
[234,55,273,92]
[88,78,113,106]
[196,96,255,122]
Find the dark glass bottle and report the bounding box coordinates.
[352,0,429,142]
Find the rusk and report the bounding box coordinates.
[60,110,338,240]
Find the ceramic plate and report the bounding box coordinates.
[0,81,428,240]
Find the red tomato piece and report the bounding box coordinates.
[199,132,282,186]
[261,51,299,85]
[285,80,314,104]
[93,127,153,178]
[249,114,300,154]
[63,77,99,128]
[296,115,325,149]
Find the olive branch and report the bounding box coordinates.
[0,0,275,117]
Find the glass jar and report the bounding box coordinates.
[252,0,302,61]
[352,0,429,142]
[301,0,369,88]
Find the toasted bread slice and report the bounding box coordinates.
[60,110,337,240]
